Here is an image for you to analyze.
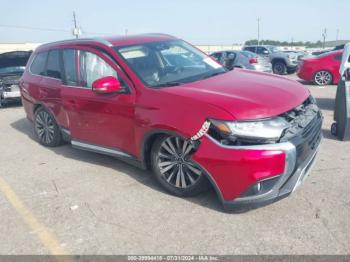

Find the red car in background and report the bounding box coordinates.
[297,50,343,86]
[20,34,322,210]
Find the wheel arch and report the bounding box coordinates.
[271,58,286,65]
[140,129,188,170]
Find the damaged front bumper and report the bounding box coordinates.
[191,100,323,211]
[193,131,322,211]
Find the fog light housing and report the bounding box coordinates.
[240,176,280,197]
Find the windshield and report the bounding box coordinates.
[266,46,281,53]
[0,66,25,74]
[114,40,226,88]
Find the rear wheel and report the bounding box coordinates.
[151,135,209,197]
[314,71,333,86]
[34,107,62,147]
[0,96,5,108]
[273,61,287,75]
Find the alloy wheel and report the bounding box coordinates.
[314,71,332,86]
[157,137,203,188]
[35,110,55,144]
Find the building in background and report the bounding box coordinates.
[0,43,40,54]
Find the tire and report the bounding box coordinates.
[272,61,287,75]
[314,71,333,86]
[0,95,5,108]
[151,135,209,197]
[34,107,62,147]
[331,122,337,136]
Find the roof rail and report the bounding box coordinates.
[40,37,113,48]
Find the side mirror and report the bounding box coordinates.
[263,50,269,55]
[92,76,123,94]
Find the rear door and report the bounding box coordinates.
[60,47,136,155]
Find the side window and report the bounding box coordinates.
[30,52,48,75]
[334,55,342,61]
[244,47,255,53]
[211,53,222,61]
[79,51,119,88]
[62,49,78,86]
[46,50,62,79]
[257,47,266,54]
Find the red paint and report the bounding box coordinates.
[20,34,310,202]
[192,136,286,200]
[297,50,343,85]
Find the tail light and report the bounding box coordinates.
[249,58,258,64]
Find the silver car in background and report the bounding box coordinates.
[210,50,272,73]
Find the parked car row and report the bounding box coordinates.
[210,45,307,76]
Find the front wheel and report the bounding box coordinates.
[273,61,287,75]
[34,107,62,147]
[151,135,209,197]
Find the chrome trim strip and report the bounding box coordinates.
[71,140,131,158]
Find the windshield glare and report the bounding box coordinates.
[114,40,226,87]
[0,66,25,74]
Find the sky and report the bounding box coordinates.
[0,0,349,45]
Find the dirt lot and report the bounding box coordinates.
[0,75,349,255]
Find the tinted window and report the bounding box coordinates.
[30,52,48,75]
[46,50,61,79]
[257,47,267,54]
[334,55,342,61]
[244,47,255,53]
[211,53,222,61]
[79,51,119,88]
[62,49,78,86]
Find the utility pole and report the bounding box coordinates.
[257,17,260,46]
[336,29,339,41]
[322,28,327,49]
[72,11,81,39]
[256,17,260,53]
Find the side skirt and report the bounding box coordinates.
[59,127,144,169]
[71,140,144,169]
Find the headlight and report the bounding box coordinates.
[210,117,290,141]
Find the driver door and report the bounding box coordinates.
[60,47,136,155]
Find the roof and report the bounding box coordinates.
[36,33,178,52]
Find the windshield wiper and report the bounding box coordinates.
[199,71,226,81]
[152,82,183,88]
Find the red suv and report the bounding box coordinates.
[20,34,322,210]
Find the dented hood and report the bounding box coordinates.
[163,69,310,120]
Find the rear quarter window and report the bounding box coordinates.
[46,50,62,79]
[30,52,48,75]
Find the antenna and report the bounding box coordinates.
[322,28,327,49]
[72,11,81,39]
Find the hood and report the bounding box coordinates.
[163,69,309,120]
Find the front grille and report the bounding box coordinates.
[279,97,322,166]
